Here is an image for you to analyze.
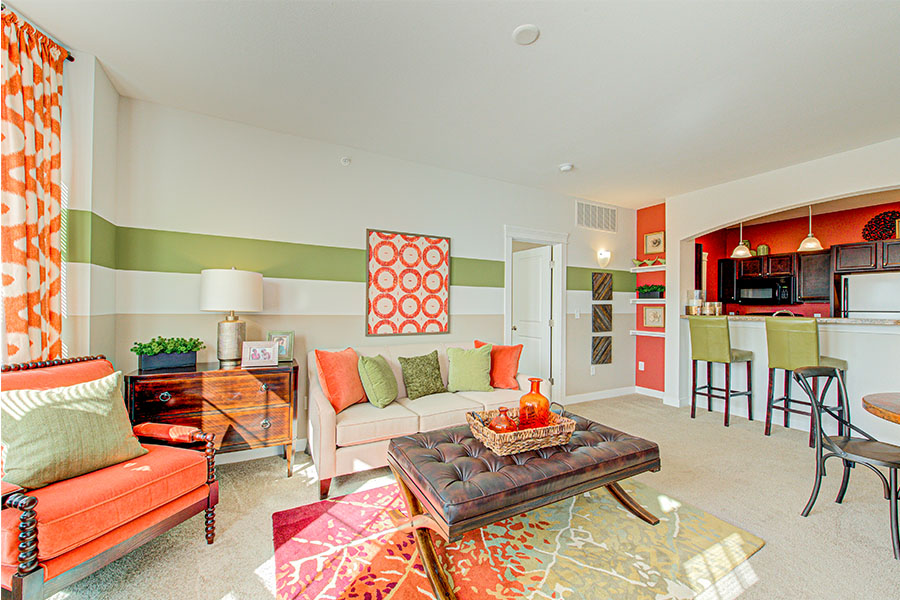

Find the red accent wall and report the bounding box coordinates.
[694,229,727,302]
[635,202,666,392]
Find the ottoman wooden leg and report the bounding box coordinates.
[606,481,660,525]
[390,467,457,600]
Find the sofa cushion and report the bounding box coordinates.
[474,340,523,389]
[398,351,446,400]
[397,392,481,432]
[0,443,206,564]
[315,348,367,413]
[447,346,493,392]
[335,401,419,447]
[1,371,148,489]
[456,388,524,413]
[357,354,398,408]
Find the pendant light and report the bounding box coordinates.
[797,205,824,252]
[730,222,752,259]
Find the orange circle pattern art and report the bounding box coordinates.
[367,230,449,335]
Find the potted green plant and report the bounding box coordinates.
[131,336,206,371]
[637,284,665,299]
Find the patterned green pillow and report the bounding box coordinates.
[357,354,398,408]
[447,345,493,392]
[398,350,446,400]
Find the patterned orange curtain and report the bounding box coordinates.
[1,11,66,364]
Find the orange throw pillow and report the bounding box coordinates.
[474,340,523,389]
[315,348,366,413]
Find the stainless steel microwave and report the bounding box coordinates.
[735,276,795,305]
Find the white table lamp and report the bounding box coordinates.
[200,268,263,367]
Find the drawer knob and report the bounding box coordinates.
[260,383,270,392]
[260,418,271,429]
[158,391,172,402]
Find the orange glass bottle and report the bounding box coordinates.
[488,407,518,433]
[519,378,549,429]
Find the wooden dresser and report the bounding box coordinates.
[125,360,298,477]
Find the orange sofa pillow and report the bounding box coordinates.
[315,348,367,413]
[474,340,523,389]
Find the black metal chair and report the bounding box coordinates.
[794,366,900,560]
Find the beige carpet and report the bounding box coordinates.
[48,395,899,599]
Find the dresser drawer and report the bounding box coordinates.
[139,405,291,451]
[131,370,291,419]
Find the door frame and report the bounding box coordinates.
[503,225,568,404]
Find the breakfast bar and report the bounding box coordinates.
[679,315,900,445]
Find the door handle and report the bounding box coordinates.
[511,326,517,331]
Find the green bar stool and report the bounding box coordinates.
[688,316,753,426]
[764,317,848,447]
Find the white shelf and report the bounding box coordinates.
[630,298,667,304]
[630,264,667,273]
[630,330,665,338]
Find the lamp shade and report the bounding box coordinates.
[200,269,263,313]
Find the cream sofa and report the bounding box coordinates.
[307,341,549,498]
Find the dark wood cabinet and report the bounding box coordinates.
[833,242,878,272]
[797,251,831,302]
[125,360,299,477]
[718,258,737,303]
[883,239,900,270]
[738,257,764,277]
[765,253,796,276]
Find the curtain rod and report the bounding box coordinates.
[1,3,74,61]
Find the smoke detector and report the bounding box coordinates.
[558,163,574,172]
[513,24,540,45]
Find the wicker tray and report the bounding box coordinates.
[466,407,576,456]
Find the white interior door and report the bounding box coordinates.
[512,246,552,380]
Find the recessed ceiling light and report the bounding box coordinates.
[558,163,574,172]
[513,24,540,45]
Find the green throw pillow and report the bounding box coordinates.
[0,371,148,489]
[398,350,446,400]
[447,345,493,392]
[358,354,398,408]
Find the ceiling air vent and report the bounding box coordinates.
[576,200,617,233]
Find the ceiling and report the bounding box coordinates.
[10,1,900,209]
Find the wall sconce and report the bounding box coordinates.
[596,249,611,268]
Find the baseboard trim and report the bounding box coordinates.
[565,386,637,404]
[634,386,665,399]
[215,438,308,465]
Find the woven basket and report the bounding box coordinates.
[466,408,576,456]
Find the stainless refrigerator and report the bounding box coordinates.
[841,272,900,319]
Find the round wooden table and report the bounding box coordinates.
[862,392,900,424]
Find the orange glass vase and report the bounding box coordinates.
[519,378,549,429]
[488,407,518,433]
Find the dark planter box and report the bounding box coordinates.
[638,291,664,299]
[139,351,197,371]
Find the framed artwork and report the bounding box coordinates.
[267,330,294,361]
[643,306,664,328]
[592,272,612,301]
[592,304,612,333]
[591,336,612,365]
[241,341,279,368]
[644,231,665,254]
[366,229,450,336]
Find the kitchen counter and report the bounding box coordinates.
[678,316,900,445]
[680,315,900,326]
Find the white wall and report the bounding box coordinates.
[664,137,900,407]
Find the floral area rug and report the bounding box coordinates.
[272,481,764,599]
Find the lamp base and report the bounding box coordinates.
[217,317,246,368]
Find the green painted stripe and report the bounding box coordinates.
[62,211,634,290]
[567,266,636,292]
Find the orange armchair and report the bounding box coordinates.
[1,357,218,600]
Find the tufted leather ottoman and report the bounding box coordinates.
[386,411,661,600]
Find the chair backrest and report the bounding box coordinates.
[793,366,873,454]
[687,316,733,363]
[1,356,115,391]
[765,317,820,370]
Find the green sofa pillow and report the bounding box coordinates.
[447,345,493,392]
[358,354,398,408]
[398,350,446,400]
[0,371,148,489]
